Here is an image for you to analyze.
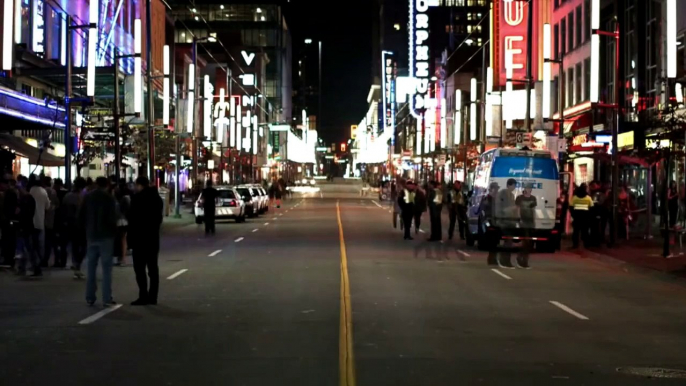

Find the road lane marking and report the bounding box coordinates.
[457,250,471,258]
[235,237,244,243]
[371,200,383,208]
[167,269,188,280]
[273,217,278,220]
[78,304,123,325]
[252,228,259,233]
[549,301,589,320]
[208,250,222,257]
[264,222,269,226]
[491,269,512,280]
[336,200,356,386]
[279,213,283,216]
[419,229,426,233]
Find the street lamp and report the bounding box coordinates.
[542,23,565,172]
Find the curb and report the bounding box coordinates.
[567,248,686,288]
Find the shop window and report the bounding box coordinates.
[568,11,574,51]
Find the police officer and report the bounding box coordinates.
[570,183,594,248]
[427,181,443,241]
[398,181,417,240]
[447,180,467,240]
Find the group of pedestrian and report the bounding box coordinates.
[0,174,163,307]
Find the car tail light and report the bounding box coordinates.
[228,200,237,207]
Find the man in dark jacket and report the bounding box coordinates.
[447,180,467,240]
[398,181,417,240]
[129,176,163,306]
[427,181,443,241]
[413,185,428,234]
[1,179,18,267]
[80,177,118,306]
[201,180,218,235]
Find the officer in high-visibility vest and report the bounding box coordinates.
[427,180,443,241]
[398,181,418,240]
[570,183,594,248]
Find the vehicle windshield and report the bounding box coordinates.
[218,190,236,199]
[236,188,251,198]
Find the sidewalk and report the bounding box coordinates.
[566,236,686,280]
[161,211,197,232]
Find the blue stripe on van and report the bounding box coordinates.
[490,157,559,180]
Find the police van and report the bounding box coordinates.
[466,147,559,251]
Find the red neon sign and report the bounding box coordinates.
[497,0,537,86]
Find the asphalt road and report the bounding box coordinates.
[2,196,686,385]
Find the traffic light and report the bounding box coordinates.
[340,143,346,152]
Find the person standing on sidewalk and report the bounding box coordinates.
[129,176,163,306]
[16,182,38,276]
[413,184,428,235]
[668,180,679,229]
[427,181,443,242]
[42,177,59,267]
[63,178,87,278]
[1,178,18,267]
[28,176,49,269]
[398,181,418,240]
[447,180,467,240]
[570,183,593,249]
[80,177,118,306]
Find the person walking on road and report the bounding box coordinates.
[514,183,536,269]
[129,176,163,306]
[398,181,418,240]
[495,179,518,269]
[391,179,404,230]
[28,176,49,269]
[80,177,118,306]
[482,182,500,265]
[427,181,443,242]
[447,180,467,240]
[16,181,38,276]
[42,176,59,267]
[201,179,218,235]
[413,184,428,234]
[63,178,87,278]
[570,183,593,249]
[114,181,132,265]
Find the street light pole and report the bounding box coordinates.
[145,0,155,180]
[524,0,533,133]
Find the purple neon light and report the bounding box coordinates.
[0,106,66,128]
[0,88,66,111]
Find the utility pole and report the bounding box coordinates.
[524,0,534,133]
[145,0,155,180]
[64,16,72,186]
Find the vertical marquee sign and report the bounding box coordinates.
[410,0,430,118]
[497,0,535,87]
[382,51,396,138]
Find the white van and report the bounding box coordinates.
[466,147,559,251]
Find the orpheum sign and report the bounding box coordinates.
[496,0,536,86]
[410,0,430,118]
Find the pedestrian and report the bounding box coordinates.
[79,177,118,306]
[447,180,467,240]
[201,179,218,235]
[0,178,18,267]
[16,181,38,277]
[481,182,500,265]
[391,179,404,230]
[114,180,132,265]
[570,183,593,249]
[413,184,428,234]
[398,180,417,240]
[495,178,518,268]
[427,181,443,242]
[269,179,282,208]
[515,183,536,269]
[51,178,68,267]
[668,180,679,229]
[42,176,59,267]
[128,176,163,306]
[63,177,87,278]
[555,185,569,250]
[28,175,49,268]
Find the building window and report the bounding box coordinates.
[584,58,590,101]
[575,63,582,105]
[561,18,566,55]
[554,24,559,60]
[568,11,574,51]
[567,68,574,108]
[554,0,560,9]
[49,10,61,60]
[553,76,559,113]
[19,0,32,46]
[585,0,591,42]
[576,6,582,46]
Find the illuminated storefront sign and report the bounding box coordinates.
[213,88,230,144]
[410,0,430,118]
[382,51,396,138]
[498,0,534,86]
[32,0,45,54]
[618,131,634,150]
[572,134,588,147]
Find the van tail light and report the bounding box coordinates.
[551,229,559,234]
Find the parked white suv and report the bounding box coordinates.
[195,186,246,224]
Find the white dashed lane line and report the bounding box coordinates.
[457,250,471,258]
[208,250,222,257]
[264,222,269,226]
[167,269,188,280]
[252,229,259,233]
[549,301,590,320]
[235,237,244,243]
[78,304,123,325]
[372,200,383,208]
[491,269,513,280]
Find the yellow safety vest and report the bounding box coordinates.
[404,189,415,204]
[570,195,593,211]
[433,190,443,204]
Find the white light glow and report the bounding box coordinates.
[486,67,493,93]
[542,24,551,119]
[454,90,462,145]
[676,83,684,104]
[590,34,599,103]
[241,74,255,86]
[470,77,477,102]
[2,0,14,70]
[163,45,170,125]
[591,0,599,30]
[416,116,423,155]
[440,97,446,148]
[60,16,66,65]
[186,64,195,134]
[667,0,677,78]
[470,103,477,141]
[204,75,213,138]
[87,0,99,96]
[252,115,258,153]
[506,52,513,129]
[134,19,142,113]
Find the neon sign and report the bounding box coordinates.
[382,51,396,137]
[32,0,45,55]
[498,0,533,86]
[410,0,430,118]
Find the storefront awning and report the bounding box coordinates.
[0,134,65,167]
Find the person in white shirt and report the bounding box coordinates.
[29,175,50,269]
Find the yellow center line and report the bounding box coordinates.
[337,200,356,386]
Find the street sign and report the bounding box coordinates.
[516,132,524,145]
[82,128,115,141]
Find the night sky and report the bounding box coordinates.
[284,0,373,144]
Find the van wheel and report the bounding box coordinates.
[195,216,203,224]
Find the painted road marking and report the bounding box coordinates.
[279,213,283,216]
[208,250,222,257]
[252,228,259,233]
[234,237,244,243]
[167,269,188,280]
[457,250,471,258]
[419,229,426,233]
[336,200,356,386]
[78,304,123,325]
[371,200,383,208]
[491,269,513,280]
[273,217,278,220]
[264,222,269,226]
[549,301,590,320]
